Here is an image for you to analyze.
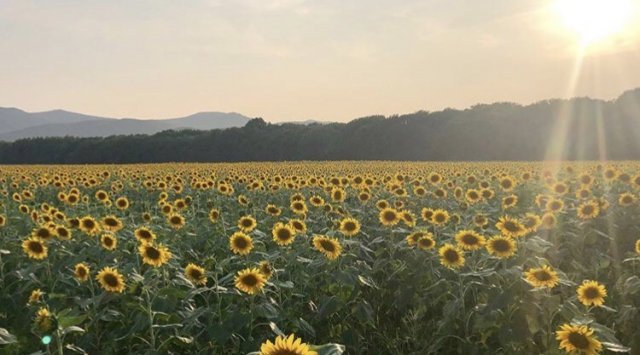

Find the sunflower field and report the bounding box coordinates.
[0,162,639,354]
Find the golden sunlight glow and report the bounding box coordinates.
[554,0,633,45]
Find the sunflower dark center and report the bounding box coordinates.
[103,273,119,287]
[77,267,87,277]
[582,205,594,215]
[277,229,292,241]
[170,216,182,224]
[189,269,202,279]
[234,237,248,249]
[444,249,459,262]
[568,332,590,349]
[242,274,258,287]
[419,238,433,247]
[138,230,151,239]
[461,234,478,245]
[29,241,44,253]
[146,247,161,260]
[241,219,253,227]
[104,238,114,247]
[105,218,118,226]
[434,214,445,222]
[37,229,51,239]
[534,270,551,281]
[492,239,510,252]
[504,221,521,232]
[320,240,336,252]
[344,222,356,231]
[83,220,95,229]
[583,286,600,299]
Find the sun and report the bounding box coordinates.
[554,0,633,45]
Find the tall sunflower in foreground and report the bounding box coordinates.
[139,243,171,267]
[272,222,296,246]
[22,237,48,260]
[260,334,317,355]
[96,267,126,293]
[555,323,602,355]
[185,263,207,286]
[524,265,559,289]
[235,267,266,295]
[312,235,342,260]
[486,235,517,258]
[229,231,254,255]
[338,217,361,237]
[577,280,607,307]
[439,244,465,269]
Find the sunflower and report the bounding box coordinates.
[235,267,267,295]
[524,265,559,288]
[288,219,307,235]
[272,222,296,246]
[167,214,185,229]
[290,200,308,215]
[338,217,361,237]
[312,235,342,260]
[34,307,52,332]
[499,176,515,191]
[545,198,565,212]
[134,227,156,243]
[185,263,207,286]
[115,196,130,210]
[421,208,435,222]
[555,323,602,355]
[474,214,488,227]
[522,213,541,233]
[265,204,282,216]
[376,200,390,210]
[454,230,486,250]
[636,239,640,255]
[439,244,465,269]
[208,208,220,223]
[74,263,90,282]
[309,196,325,207]
[401,210,416,227]
[417,235,436,251]
[142,212,152,222]
[259,334,317,355]
[358,191,371,203]
[577,280,607,307]
[486,235,517,258]
[465,189,482,204]
[501,195,518,210]
[28,288,43,305]
[406,231,428,246]
[102,215,124,232]
[55,225,72,240]
[139,243,171,267]
[95,190,109,201]
[0,215,5,227]
[618,192,635,206]
[96,266,126,293]
[79,216,101,236]
[230,231,254,255]
[577,200,600,220]
[379,208,400,226]
[496,216,527,238]
[431,209,449,226]
[31,224,56,242]
[331,187,346,202]
[259,260,274,279]
[22,237,48,260]
[233,215,256,233]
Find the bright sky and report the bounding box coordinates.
[1,0,639,122]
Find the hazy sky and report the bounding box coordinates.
[1,0,639,122]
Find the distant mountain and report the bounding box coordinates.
[0,109,251,141]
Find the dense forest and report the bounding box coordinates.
[1,88,639,163]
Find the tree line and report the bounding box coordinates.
[1,89,639,163]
